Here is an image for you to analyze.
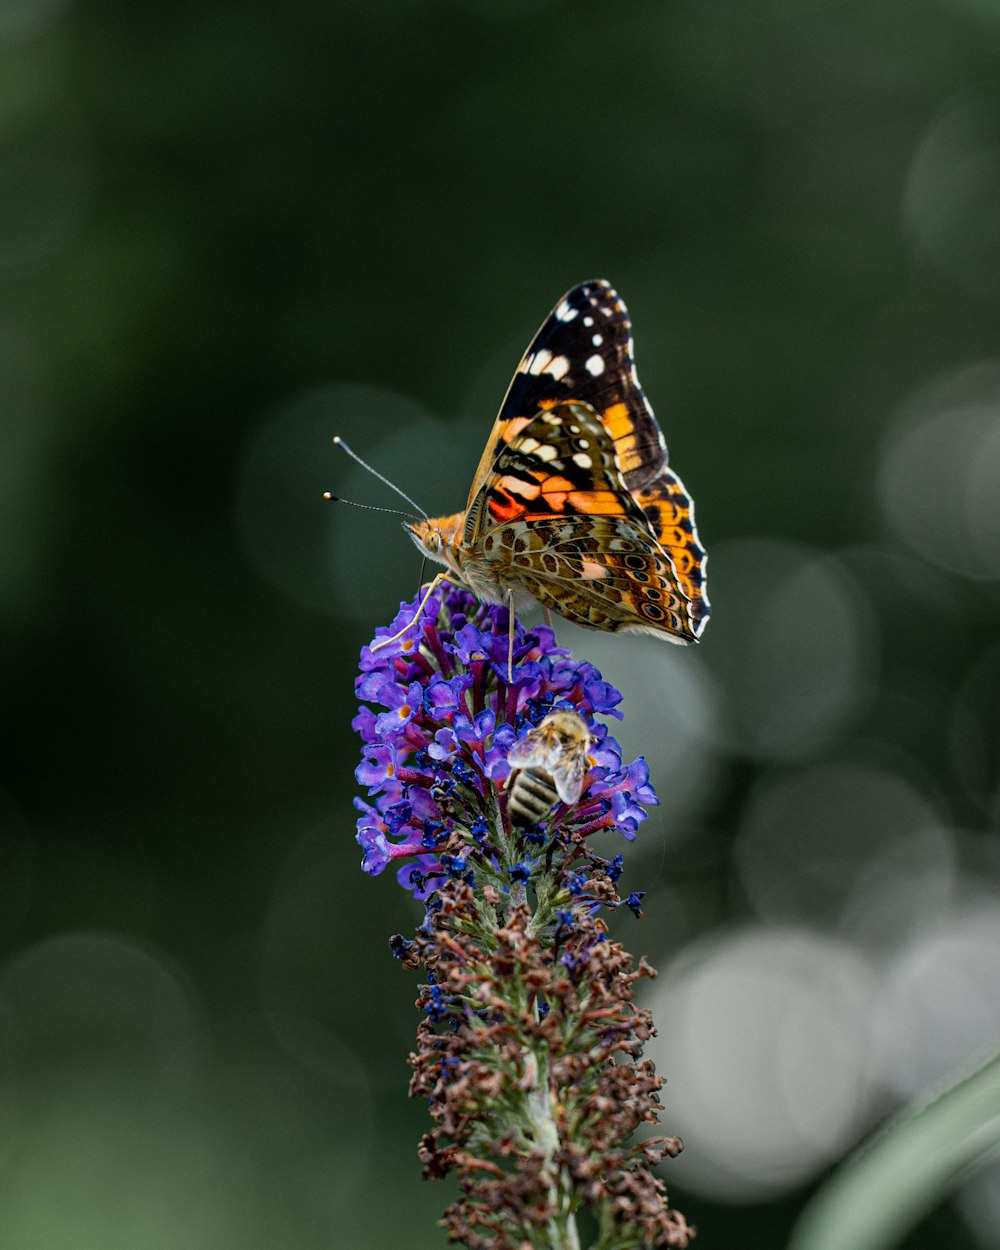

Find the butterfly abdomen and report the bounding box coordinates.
[508,767,560,828]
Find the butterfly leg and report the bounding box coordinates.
[506,589,516,683]
[543,606,553,630]
[371,572,452,654]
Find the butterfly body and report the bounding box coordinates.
[405,281,709,643]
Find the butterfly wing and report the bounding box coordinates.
[466,401,644,536]
[504,514,696,640]
[630,465,710,638]
[466,280,709,636]
[464,398,697,642]
[466,280,653,509]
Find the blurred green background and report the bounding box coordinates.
[4,1,1000,1246]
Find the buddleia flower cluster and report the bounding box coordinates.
[353,583,694,1250]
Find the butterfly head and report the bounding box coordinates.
[404,513,467,577]
[405,518,439,560]
[405,519,435,553]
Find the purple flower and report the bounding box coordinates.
[356,743,396,790]
[611,791,647,838]
[424,675,469,716]
[373,679,424,736]
[352,584,659,893]
[452,623,491,665]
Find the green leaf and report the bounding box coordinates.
[788,1047,1000,1250]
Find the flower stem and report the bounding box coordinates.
[521,1050,582,1250]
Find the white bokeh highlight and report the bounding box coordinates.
[697,539,877,761]
[736,761,946,931]
[904,97,1000,305]
[558,623,727,839]
[645,927,879,1202]
[878,360,1000,581]
[873,900,1000,1100]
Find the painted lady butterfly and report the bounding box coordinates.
[402,280,709,647]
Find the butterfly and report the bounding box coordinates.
[392,280,709,655]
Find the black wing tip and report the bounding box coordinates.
[569,277,615,296]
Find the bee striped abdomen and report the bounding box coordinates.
[509,767,561,828]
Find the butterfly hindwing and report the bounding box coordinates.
[632,467,710,637]
[494,513,694,640]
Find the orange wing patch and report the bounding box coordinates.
[566,490,629,515]
[601,401,642,476]
[602,402,632,440]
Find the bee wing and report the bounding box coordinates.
[550,753,587,805]
[507,730,548,772]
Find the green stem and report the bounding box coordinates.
[520,1049,581,1250]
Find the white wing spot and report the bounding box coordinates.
[555,299,578,322]
[572,452,593,469]
[583,316,594,327]
[585,354,605,376]
[600,305,613,316]
[520,437,540,454]
[578,438,589,448]
[592,334,603,346]
[569,425,580,434]
[548,355,570,380]
[536,442,559,462]
[529,349,553,376]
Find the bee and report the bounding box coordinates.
[506,710,592,829]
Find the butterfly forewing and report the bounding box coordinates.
[497,281,665,482]
[470,402,644,536]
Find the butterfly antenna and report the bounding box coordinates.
[323,493,421,523]
[332,436,428,519]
